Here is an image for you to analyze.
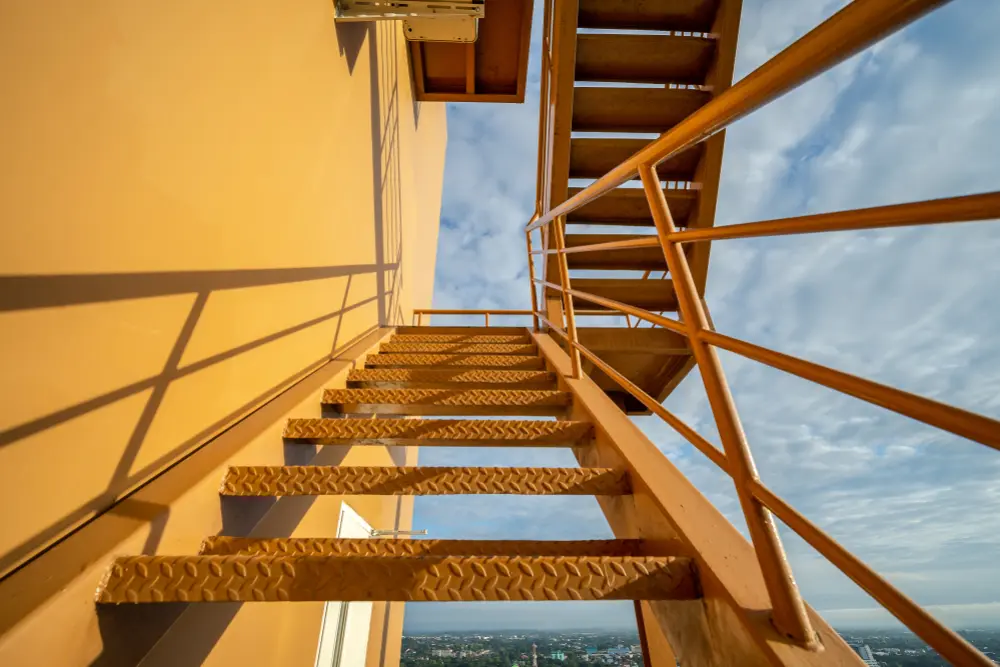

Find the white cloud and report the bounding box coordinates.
[413,0,1000,635]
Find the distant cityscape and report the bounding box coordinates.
[401,629,1000,667]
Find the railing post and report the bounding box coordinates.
[552,216,582,379]
[484,312,490,327]
[525,230,541,332]
[417,312,423,326]
[639,163,816,648]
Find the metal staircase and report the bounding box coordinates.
[88,0,1000,664]
[532,0,741,412]
[96,328,699,607]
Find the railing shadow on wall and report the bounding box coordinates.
[0,15,416,589]
[0,13,421,667]
[0,265,392,576]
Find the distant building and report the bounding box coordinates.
[432,649,454,658]
[550,652,566,661]
[586,648,597,655]
[856,645,880,667]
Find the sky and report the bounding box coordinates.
[405,0,1000,633]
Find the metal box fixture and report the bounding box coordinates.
[334,0,485,43]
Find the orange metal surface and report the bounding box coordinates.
[674,190,1000,242]
[751,482,996,667]
[282,417,591,446]
[97,554,698,603]
[409,0,534,103]
[199,537,645,557]
[553,217,583,378]
[640,165,815,645]
[220,465,630,496]
[701,330,1000,451]
[527,0,951,233]
[538,313,727,472]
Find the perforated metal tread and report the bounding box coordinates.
[284,418,591,446]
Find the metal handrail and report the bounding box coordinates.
[523,0,997,662]
[412,308,626,326]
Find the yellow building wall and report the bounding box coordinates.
[0,0,445,581]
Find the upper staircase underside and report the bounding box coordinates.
[542,0,739,412]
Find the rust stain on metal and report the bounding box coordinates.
[220,466,629,496]
[97,555,697,603]
[200,538,645,557]
[283,418,592,446]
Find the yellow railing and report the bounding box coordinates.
[412,308,620,327]
[525,0,998,665]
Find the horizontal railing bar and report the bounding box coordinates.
[534,237,662,256]
[672,191,1000,243]
[526,0,950,233]
[701,330,1000,452]
[751,481,996,667]
[535,279,688,335]
[414,308,622,318]
[413,309,534,315]
[536,314,726,471]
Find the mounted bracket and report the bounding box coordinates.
[334,0,485,43]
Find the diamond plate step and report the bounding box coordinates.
[220,466,629,496]
[97,554,697,603]
[366,354,545,370]
[347,368,556,389]
[283,418,592,447]
[391,334,532,344]
[321,389,570,416]
[378,342,536,355]
[200,538,645,557]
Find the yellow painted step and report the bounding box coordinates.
[566,187,697,227]
[576,34,715,85]
[220,465,629,496]
[572,87,710,134]
[547,279,678,312]
[97,553,696,603]
[569,138,702,181]
[347,368,555,389]
[283,417,592,446]
[578,0,717,32]
[321,388,570,416]
[378,342,536,355]
[365,354,545,370]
